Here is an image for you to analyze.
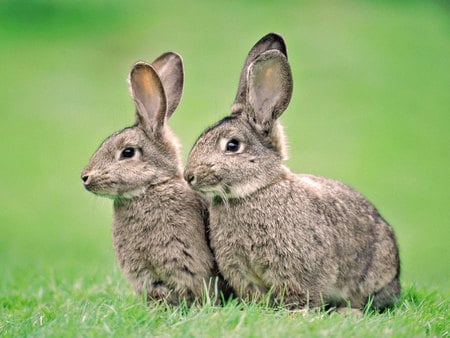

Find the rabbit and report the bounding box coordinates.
[81,52,219,305]
[184,33,400,310]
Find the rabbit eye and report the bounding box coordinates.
[120,147,135,159]
[226,139,240,152]
[220,137,245,154]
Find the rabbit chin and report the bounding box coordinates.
[199,181,261,202]
[90,186,146,200]
[198,186,229,203]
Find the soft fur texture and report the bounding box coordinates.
[184,33,400,310]
[81,53,218,304]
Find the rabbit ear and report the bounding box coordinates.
[151,52,184,119]
[130,61,167,134]
[232,33,287,115]
[246,50,293,134]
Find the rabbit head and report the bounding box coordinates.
[185,35,293,201]
[82,52,184,199]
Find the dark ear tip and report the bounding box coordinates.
[258,32,287,57]
[263,32,285,42]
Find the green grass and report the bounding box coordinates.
[1,273,448,336]
[0,0,449,336]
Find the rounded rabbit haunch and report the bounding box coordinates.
[81,52,219,305]
[184,33,400,310]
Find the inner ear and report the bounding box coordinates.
[247,50,292,133]
[232,33,287,115]
[130,62,167,134]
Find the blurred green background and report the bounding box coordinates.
[0,0,448,296]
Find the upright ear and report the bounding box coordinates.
[232,33,287,114]
[151,52,184,119]
[130,61,167,134]
[246,50,293,134]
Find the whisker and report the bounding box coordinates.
[217,185,229,211]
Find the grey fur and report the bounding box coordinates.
[184,34,400,310]
[81,53,217,304]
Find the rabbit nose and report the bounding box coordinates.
[81,173,91,185]
[184,170,196,185]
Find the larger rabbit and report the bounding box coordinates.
[184,33,400,310]
[81,52,218,305]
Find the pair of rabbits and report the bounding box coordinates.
[81,33,400,310]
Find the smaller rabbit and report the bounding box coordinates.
[81,52,218,305]
[184,33,400,310]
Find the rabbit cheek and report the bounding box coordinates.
[227,181,260,199]
[112,170,149,198]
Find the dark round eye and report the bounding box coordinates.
[121,147,135,159]
[226,139,240,152]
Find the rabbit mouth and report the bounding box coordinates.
[84,181,118,199]
[84,179,143,200]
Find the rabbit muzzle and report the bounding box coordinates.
[80,168,117,197]
[184,164,220,191]
[81,169,105,194]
